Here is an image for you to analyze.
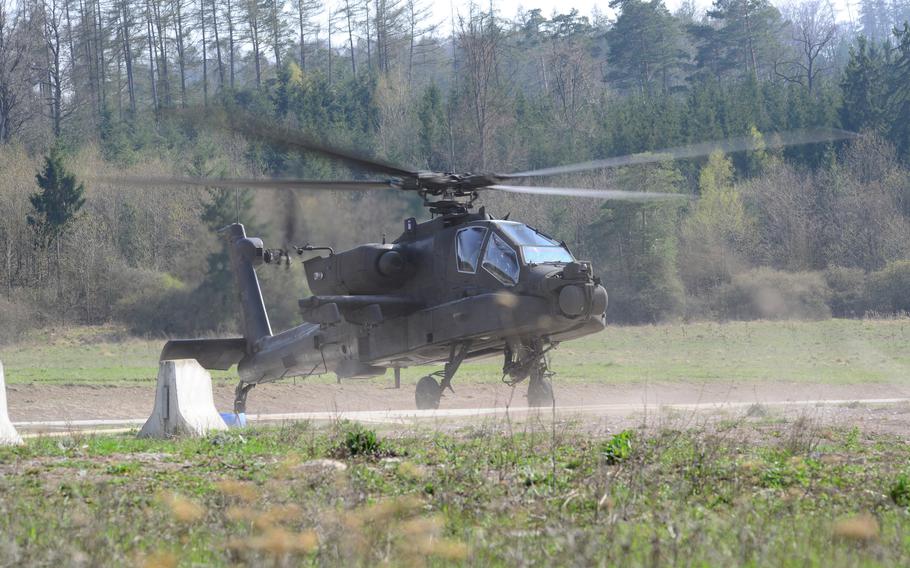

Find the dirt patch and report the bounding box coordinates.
[7,379,910,426]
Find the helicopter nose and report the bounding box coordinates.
[557,283,608,318]
[558,285,587,317]
[592,284,608,315]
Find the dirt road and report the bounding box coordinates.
[7,379,910,434]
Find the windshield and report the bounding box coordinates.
[522,246,575,264]
[496,222,560,246]
[482,233,519,286]
[495,221,574,265]
[455,226,487,273]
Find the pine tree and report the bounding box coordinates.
[697,0,783,82]
[840,36,888,134]
[888,23,910,161]
[585,159,686,323]
[416,83,447,170]
[28,147,86,301]
[606,0,689,95]
[28,148,86,249]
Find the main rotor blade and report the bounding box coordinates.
[175,107,419,179]
[488,185,688,200]
[503,128,857,179]
[93,175,401,192]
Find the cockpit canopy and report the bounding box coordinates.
[495,221,574,266]
[455,221,574,286]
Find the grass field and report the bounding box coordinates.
[1,318,908,385]
[1,418,909,566]
[1,319,909,566]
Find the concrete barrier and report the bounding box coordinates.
[0,362,23,445]
[139,359,228,438]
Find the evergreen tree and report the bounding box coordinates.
[585,159,686,323]
[28,147,86,302]
[607,0,690,95]
[696,0,783,82]
[28,148,86,249]
[416,84,448,170]
[888,23,910,161]
[840,36,888,134]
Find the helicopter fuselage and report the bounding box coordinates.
[234,210,608,384]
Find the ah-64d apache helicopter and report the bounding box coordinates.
[126,114,852,412]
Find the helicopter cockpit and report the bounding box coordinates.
[494,221,574,266]
[455,221,575,287]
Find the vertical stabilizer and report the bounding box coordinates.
[225,223,272,347]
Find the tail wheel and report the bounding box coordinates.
[527,364,554,408]
[415,375,442,410]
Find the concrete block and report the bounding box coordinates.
[139,359,228,438]
[0,362,23,445]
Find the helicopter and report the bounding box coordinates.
[128,112,854,411]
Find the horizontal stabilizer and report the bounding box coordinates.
[160,338,247,370]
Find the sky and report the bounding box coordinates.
[439,0,859,27]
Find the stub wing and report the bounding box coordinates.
[160,338,248,370]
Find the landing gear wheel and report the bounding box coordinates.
[527,364,554,408]
[415,376,442,410]
[233,382,256,414]
[527,377,554,407]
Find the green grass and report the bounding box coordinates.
[1,318,908,385]
[1,419,909,566]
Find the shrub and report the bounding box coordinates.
[890,473,910,508]
[716,268,831,321]
[341,424,382,457]
[601,430,634,465]
[866,260,910,314]
[0,295,42,344]
[824,266,868,317]
[112,268,193,335]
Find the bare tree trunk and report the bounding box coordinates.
[153,0,171,106]
[64,0,78,101]
[115,33,122,116]
[94,0,106,110]
[342,0,355,76]
[296,0,305,68]
[326,8,332,83]
[407,7,414,87]
[42,0,65,135]
[120,0,136,113]
[363,0,370,70]
[173,0,187,105]
[225,0,235,87]
[268,0,281,68]
[373,0,381,71]
[200,0,208,103]
[5,239,12,300]
[146,0,158,111]
[78,0,98,114]
[459,9,500,170]
[210,0,224,87]
[246,0,262,88]
[294,0,321,71]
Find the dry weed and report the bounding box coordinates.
[833,513,880,543]
[159,492,205,524]
[137,550,178,568]
[214,479,258,502]
[227,527,318,555]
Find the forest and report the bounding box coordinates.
[1,0,909,341]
